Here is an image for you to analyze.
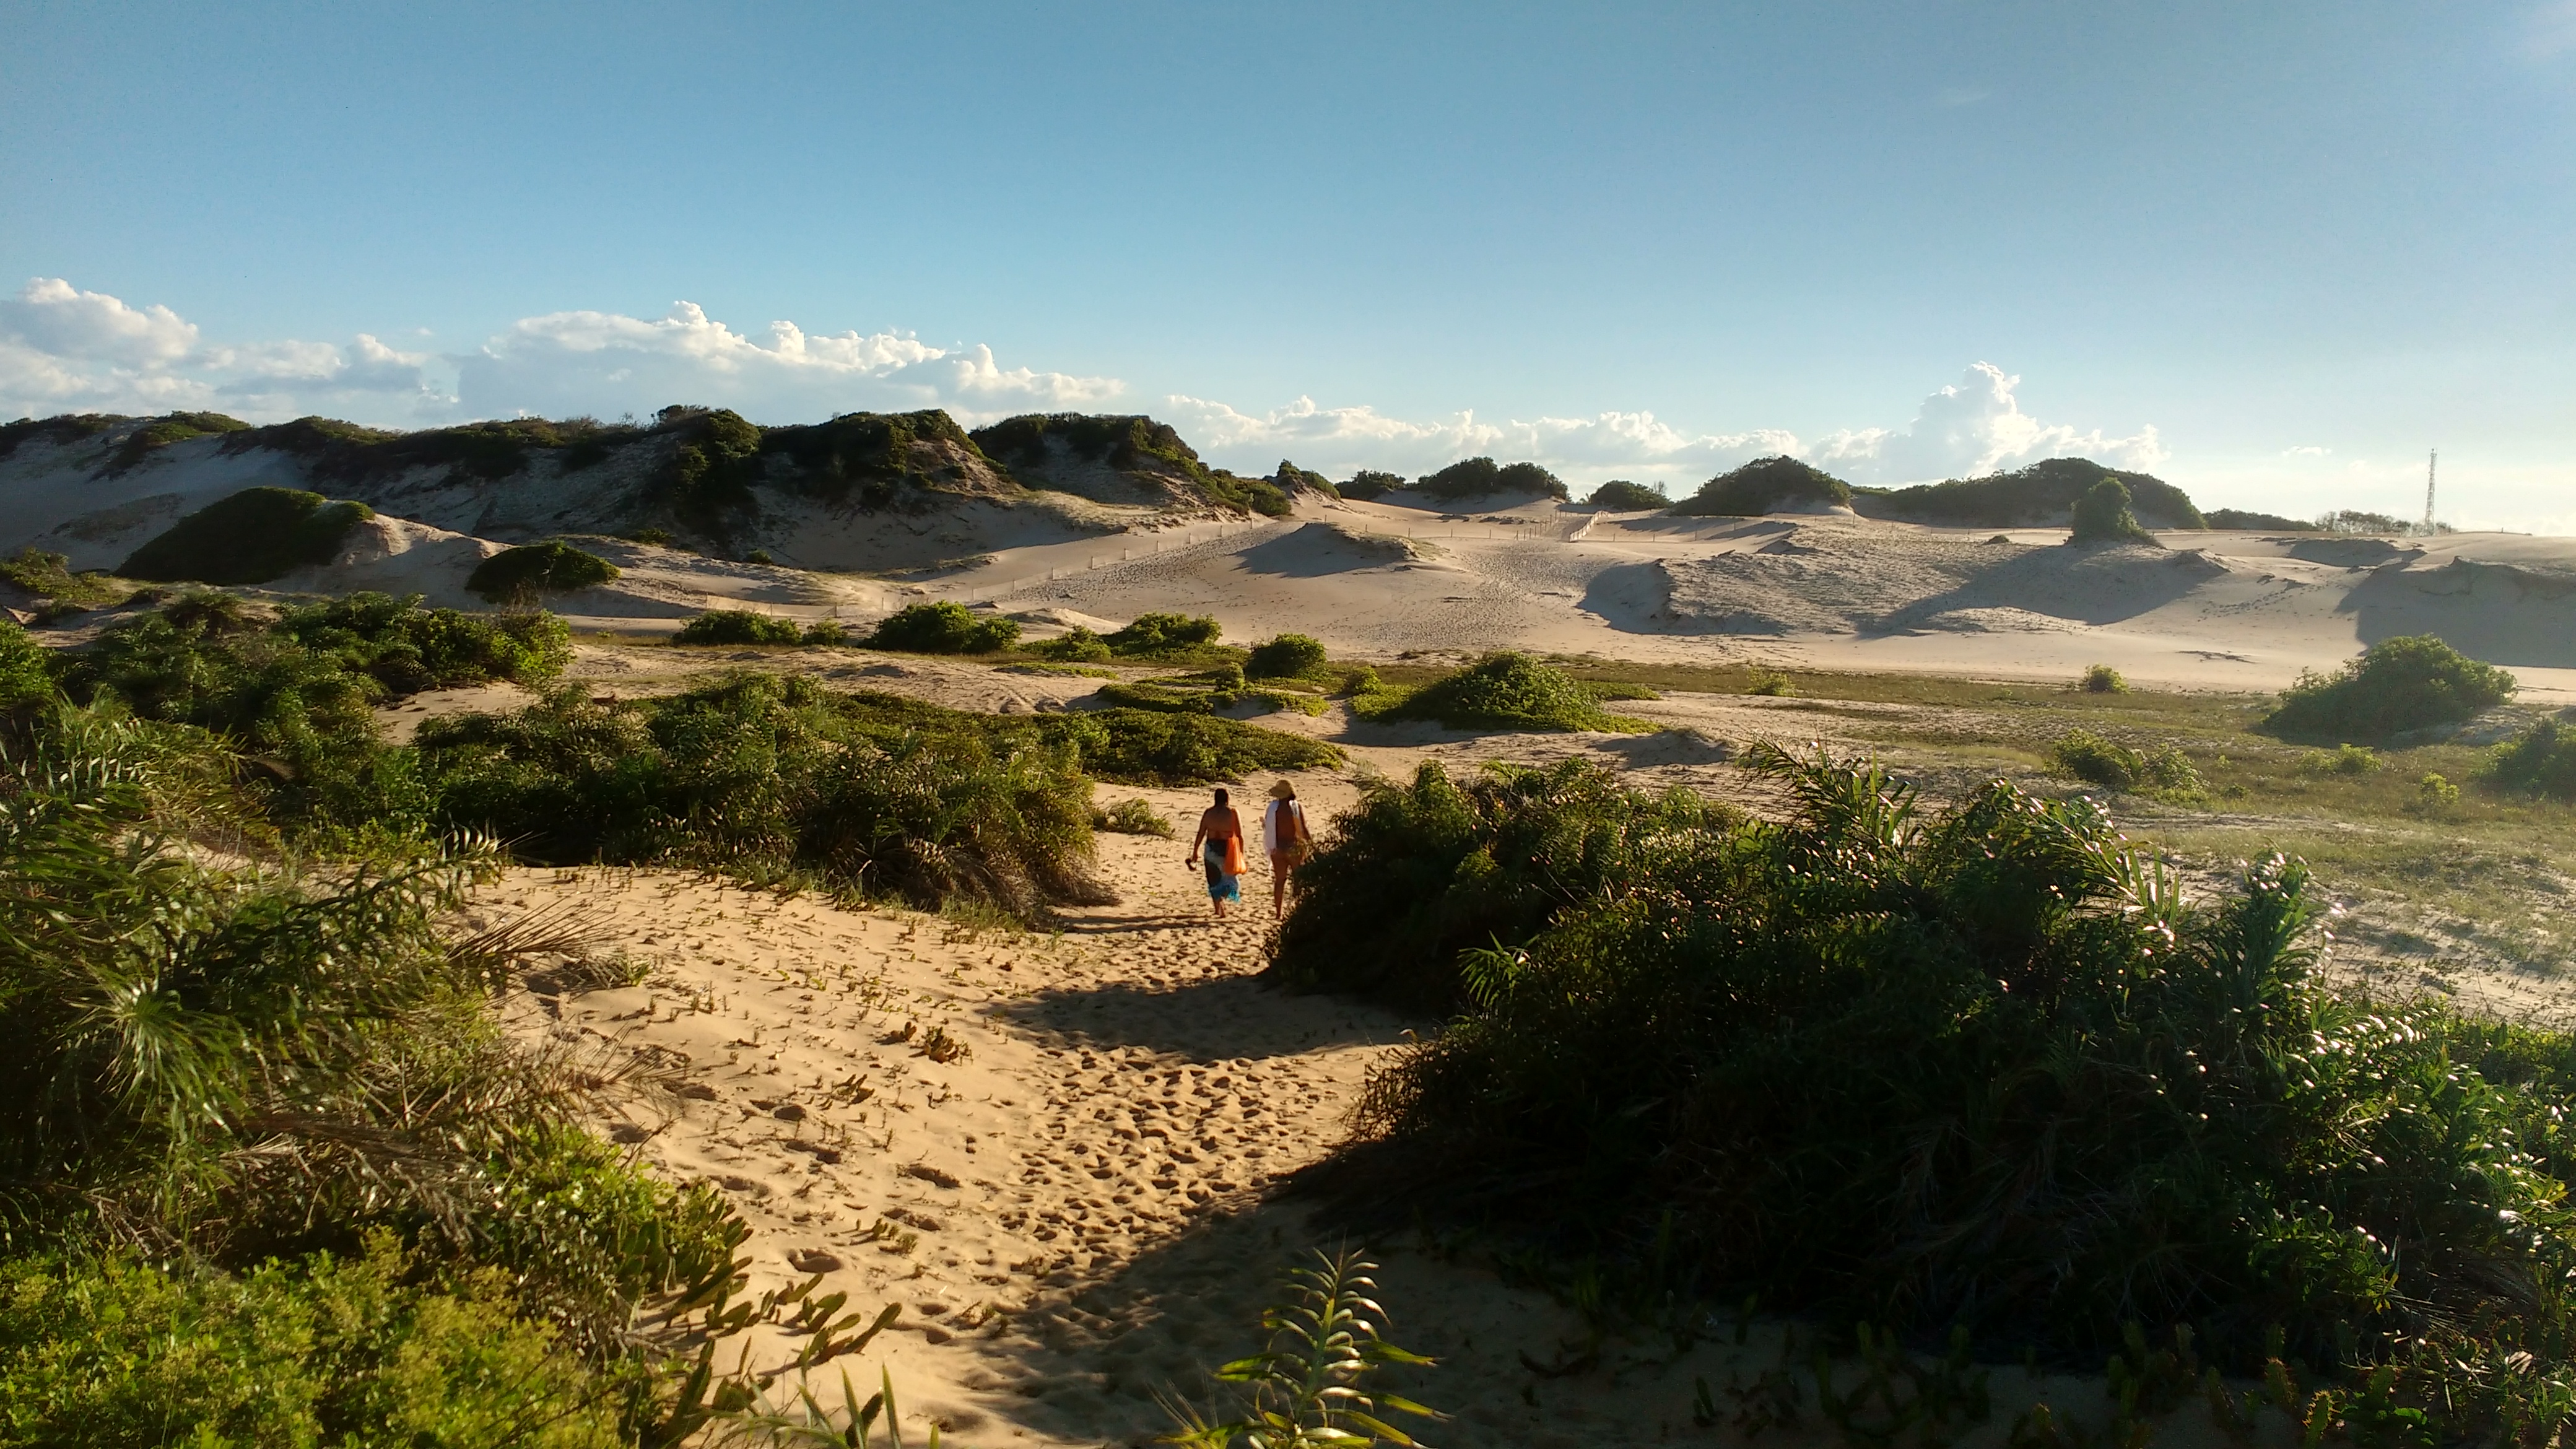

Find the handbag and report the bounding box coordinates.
[1274,803,1312,866]
[1222,831,1246,877]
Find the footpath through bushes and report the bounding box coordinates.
[1284,746,2576,1443]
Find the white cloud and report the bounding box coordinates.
[2283,444,2331,456]
[1165,393,1796,485]
[0,277,198,366]
[454,303,1120,422]
[1814,362,2165,484]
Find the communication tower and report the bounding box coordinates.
[2423,450,2437,533]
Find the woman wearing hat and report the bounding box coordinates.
[1261,780,1312,919]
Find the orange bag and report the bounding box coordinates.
[1222,831,1246,877]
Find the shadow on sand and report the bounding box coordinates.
[982,975,1411,1061]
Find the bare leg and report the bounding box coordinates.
[1271,860,1288,917]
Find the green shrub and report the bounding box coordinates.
[2265,635,2516,744]
[2080,663,2128,694]
[1092,798,1175,837]
[1273,758,1735,1011]
[863,601,1019,655]
[417,674,1104,920]
[1336,743,2576,1429]
[0,1243,628,1448]
[2299,743,2383,777]
[1858,458,2206,529]
[1745,665,1796,697]
[1412,457,1568,502]
[104,411,250,475]
[672,609,803,646]
[1271,459,1339,498]
[1365,651,1638,733]
[801,619,849,646]
[1033,625,1112,663]
[2417,772,2462,811]
[468,542,619,603]
[1339,470,1403,500]
[0,413,127,461]
[0,618,51,721]
[2479,716,2576,801]
[1,548,131,609]
[1670,456,1851,516]
[1029,707,1339,785]
[120,487,377,585]
[2067,477,2158,546]
[2205,508,2319,531]
[1586,479,1669,510]
[2052,729,2199,794]
[1245,633,1329,681]
[1107,611,1223,656]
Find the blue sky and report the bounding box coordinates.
[3,1,2570,526]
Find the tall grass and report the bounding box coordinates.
[1323,742,2576,1438]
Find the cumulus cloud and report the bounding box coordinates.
[1814,362,2165,484]
[453,302,1121,423]
[1164,393,1797,485]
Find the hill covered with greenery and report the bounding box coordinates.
[1670,455,1853,516]
[1853,456,2207,529]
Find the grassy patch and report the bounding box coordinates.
[1359,651,1650,733]
[0,548,134,609]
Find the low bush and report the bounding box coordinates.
[1033,625,1112,663]
[1092,798,1175,837]
[1364,651,1640,734]
[120,486,377,585]
[2204,508,2319,532]
[1331,744,2576,1438]
[467,541,619,603]
[672,609,803,646]
[864,601,1019,655]
[103,411,250,474]
[2052,729,2200,795]
[2299,742,2383,777]
[1029,707,1339,786]
[1586,479,1669,510]
[2266,635,2516,744]
[2067,477,2158,546]
[1670,456,1851,516]
[2479,716,2576,802]
[2079,663,2127,694]
[1745,665,1796,697]
[2417,771,2462,811]
[1272,757,1735,1011]
[1245,632,1329,681]
[1412,457,1568,502]
[1339,470,1403,500]
[417,674,1105,920]
[1858,458,2206,530]
[0,548,131,609]
[800,619,848,646]
[1107,611,1222,656]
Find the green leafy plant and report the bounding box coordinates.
[1092,797,1176,837]
[119,486,377,585]
[1670,456,1851,516]
[1033,625,1112,663]
[2416,772,2462,811]
[1746,666,1796,697]
[469,542,620,602]
[676,610,806,646]
[1857,458,2205,530]
[1108,612,1224,656]
[0,548,133,609]
[1160,1249,1442,1448]
[1338,471,1403,500]
[1361,651,1643,734]
[2080,664,2128,694]
[2052,729,2200,795]
[2265,635,2516,744]
[2067,477,2159,546]
[1246,633,1330,681]
[1586,479,1669,510]
[2299,743,2383,777]
[2478,716,2576,802]
[864,601,1019,655]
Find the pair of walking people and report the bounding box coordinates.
[1185,780,1310,920]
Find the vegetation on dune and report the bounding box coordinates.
[1585,479,1669,510]
[1313,742,2576,1442]
[1411,456,1568,502]
[119,486,378,585]
[102,411,250,475]
[1360,651,1647,734]
[1271,459,1339,499]
[1271,758,1736,1011]
[418,673,1108,918]
[970,412,1292,515]
[672,609,804,646]
[864,600,1020,655]
[1857,457,2207,530]
[1107,611,1224,657]
[1338,469,1404,500]
[467,541,620,603]
[2320,508,2421,534]
[1245,632,1329,681]
[2481,716,2576,802]
[2265,634,2516,744]
[2204,507,2320,532]
[0,413,128,461]
[2066,476,2160,547]
[223,414,643,491]
[1032,707,1339,785]
[0,701,742,1442]
[1669,456,1852,516]
[2080,663,2128,694]
[2051,728,2202,796]
[760,407,1003,507]
[658,406,765,537]
[1032,625,1112,663]
[1,547,133,610]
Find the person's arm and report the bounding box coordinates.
[1187,812,1209,860]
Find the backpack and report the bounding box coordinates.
[1274,801,1312,866]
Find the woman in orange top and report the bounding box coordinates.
[1186,787,1247,920]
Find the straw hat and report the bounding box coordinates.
[1267,779,1297,799]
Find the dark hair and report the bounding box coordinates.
[1213,788,1230,807]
